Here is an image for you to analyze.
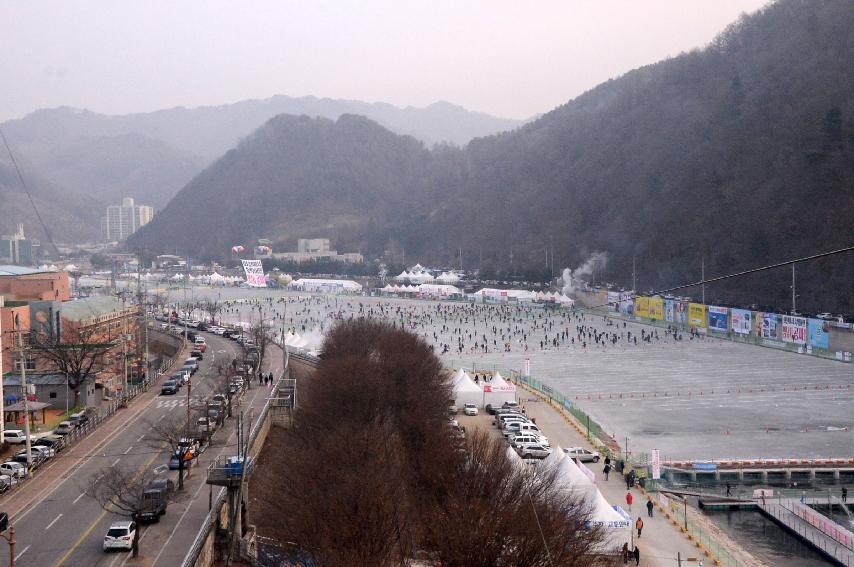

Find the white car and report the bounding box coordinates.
[463,403,478,416]
[509,434,550,448]
[3,430,30,444]
[0,461,26,479]
[563,447,601,463]
[103,521,137,551]
[518,444,552,459]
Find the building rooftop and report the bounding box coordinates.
[0,265,51,277]
[61,296,131,322]
[2,374,69,387]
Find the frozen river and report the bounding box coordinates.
[163,286,854,460]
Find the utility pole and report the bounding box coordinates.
[632,255,637,292]
[701,257,706,305]
[15,316,32,470]
[791,263,797,314]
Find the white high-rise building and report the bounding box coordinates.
[102,197,155,242]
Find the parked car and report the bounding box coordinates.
[563,447,601,463]
[20,445,54,459]
[193,343,207,353]
[0,474,12,493]
[0,461,26,479]
[103,521,137,551]
[11,452,44,468]
[463,403,479,416]
[189,351,203,360]
[509,434,550,449]
[54,421,74,436]
[502,400,520,409]
[161,380,179,395]
[34,436,65,453]
[518,444,552,459]
[136,488,168,523]
[3,430,30,444]
[146,477,175,494]
[69,412,89,427]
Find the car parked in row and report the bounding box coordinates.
[463,403,479,416]
[563,447,601,463]
[0,461,26,479]
[161,380,179,395]
[518,444,552,459]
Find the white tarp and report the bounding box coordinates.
[482,371,517,407]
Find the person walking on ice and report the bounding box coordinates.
[635,516,644,538]
[646,498,654,517]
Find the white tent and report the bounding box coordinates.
[64,263,79,272]
[482,371,517,407]
[289,278,362,293]
[505,446,525,468]
[395,270,410,281]
[417,284,461,297]
[451,368,472,386]
[436,271,461,283]
[452,371,483,408]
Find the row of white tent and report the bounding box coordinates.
[450,368,517,408]
[472,288,575,305]
[381,283,462,296]
[288,278,362,293]
[395,265,462,284]
[506,444,632,549]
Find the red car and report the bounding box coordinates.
[193,343,206,353]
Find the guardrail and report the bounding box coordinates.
[180,349,290,567]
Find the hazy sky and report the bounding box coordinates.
[1,1,768,122]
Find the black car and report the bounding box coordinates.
[33,436,65,453]
[161,380,179,395]
[189,351,203,360]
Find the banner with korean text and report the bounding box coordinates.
[708,306,728,332]
[807,318,829,349]
[688,303,706,328]
[649,296,664,320]
[241,259,267,288]
[762,313,780,339]
[731,309,752,335]
[782,315,807,344]
[635,296,649,318]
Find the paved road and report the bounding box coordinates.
[0,330,278,567]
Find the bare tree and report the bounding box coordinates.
[31,323,114,409]
[85,466,170,557]
[250,321,272,372]
[199,299,222,326]
[148,414,197,490]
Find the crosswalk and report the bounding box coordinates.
[155,396,205,409]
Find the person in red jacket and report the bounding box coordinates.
[626,491,633,511]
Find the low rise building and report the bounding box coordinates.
[0,265,70,302]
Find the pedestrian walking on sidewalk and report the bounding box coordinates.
[726,482,731,497]
[604,463,611,480]
[626,491,633,511]
[800,490,806,503]
[646,498,654,517]
[621,542,629,564]
[842,487,848,503]
[633,545,640,566]
[258,372,263,386]
[635,517,644,538]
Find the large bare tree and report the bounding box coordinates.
[31,323,114,409]
[148,414,197,490]
[85,465,172,557]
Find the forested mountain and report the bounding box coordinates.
[0,98,521,214]
[131,0,854,312]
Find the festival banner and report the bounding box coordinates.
[648,296,664,320]
[241,259,267,288]
[675,300,688,324]
[762,313,780,339]
[688,303,706,328]
[620,292,634,315]
[753,311,765,337]
[731,308,752,335]
[807,318,829,349]
[782,315,807,344]
[651,449,661,480]
[707,306,728,332]
[635,296,650,318]
[664,299,675,323]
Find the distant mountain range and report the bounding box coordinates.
[0,97,523,241]
[131,0,854,313]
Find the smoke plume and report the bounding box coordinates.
[560,252,608,295]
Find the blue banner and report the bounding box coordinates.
[808,318,830,349]
[708,306,728,332]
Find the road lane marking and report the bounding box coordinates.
[123,446,133,455]
[136,434,146,442]
[111,458,121,467]
[14,545,30,561]
[53,447,164,567]
[45,513,63,530]
[72,492,85,504]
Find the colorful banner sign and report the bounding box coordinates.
[782,315,807,344]
[635,296,649,318]
[688,303,706,328]
[731,309,752,335]
[807,318,829,349]
[675,301,687,324]
[241,259,267,288]
[664,299,675,323]
[649,296,664,320]
[651,449,661,480]
[619,292,634,315]
[762,313,780,339]
[707,306,728,332]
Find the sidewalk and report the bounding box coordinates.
[519,394,712,567]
